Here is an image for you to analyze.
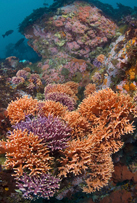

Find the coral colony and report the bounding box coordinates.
[0,83,136,200]
[1,1,137,202]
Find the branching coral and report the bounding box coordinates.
[58,134,114,193]
[7,96,39,124]
[13,115,71,151]
[78,88,135,127]
[38,100,68,118]
[2,85,136,200]
[84,83,96,98]
[82,153,114,193]
[89,123,125,154]
[78,88,135,153]
[64,81,79,95]
[64,111,91,139]
[58,137,92,178]
[57,87,135,193]
[3,129,53,177]
[16,172,60,200]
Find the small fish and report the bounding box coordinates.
[14,38,25,48]
[2,30,14,38]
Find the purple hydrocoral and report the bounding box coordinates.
[93,58,102,68]
[16,172,60,200]
[13,115,71,151]
[45,92,76,111]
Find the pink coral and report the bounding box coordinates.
[25,1,118,59]
[53,20,64,27]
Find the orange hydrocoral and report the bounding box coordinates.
[58,134,114,193]
[44,84,78,101]
[64,111,91,139]
[58,137,92,178]
[78,88,135,123]
[57,88,135,194]
[78,88,135,151]
[64,81,79,95]
[89,123,125,154]
[7,96,39,124]
[84,83,96,98]
[82,153,114,193]
[3,129,52,177]
[39,100,68,118]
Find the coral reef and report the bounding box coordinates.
[25,1,117,59]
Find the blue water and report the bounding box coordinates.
[0,0,137,59]
[0,0,54,59]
